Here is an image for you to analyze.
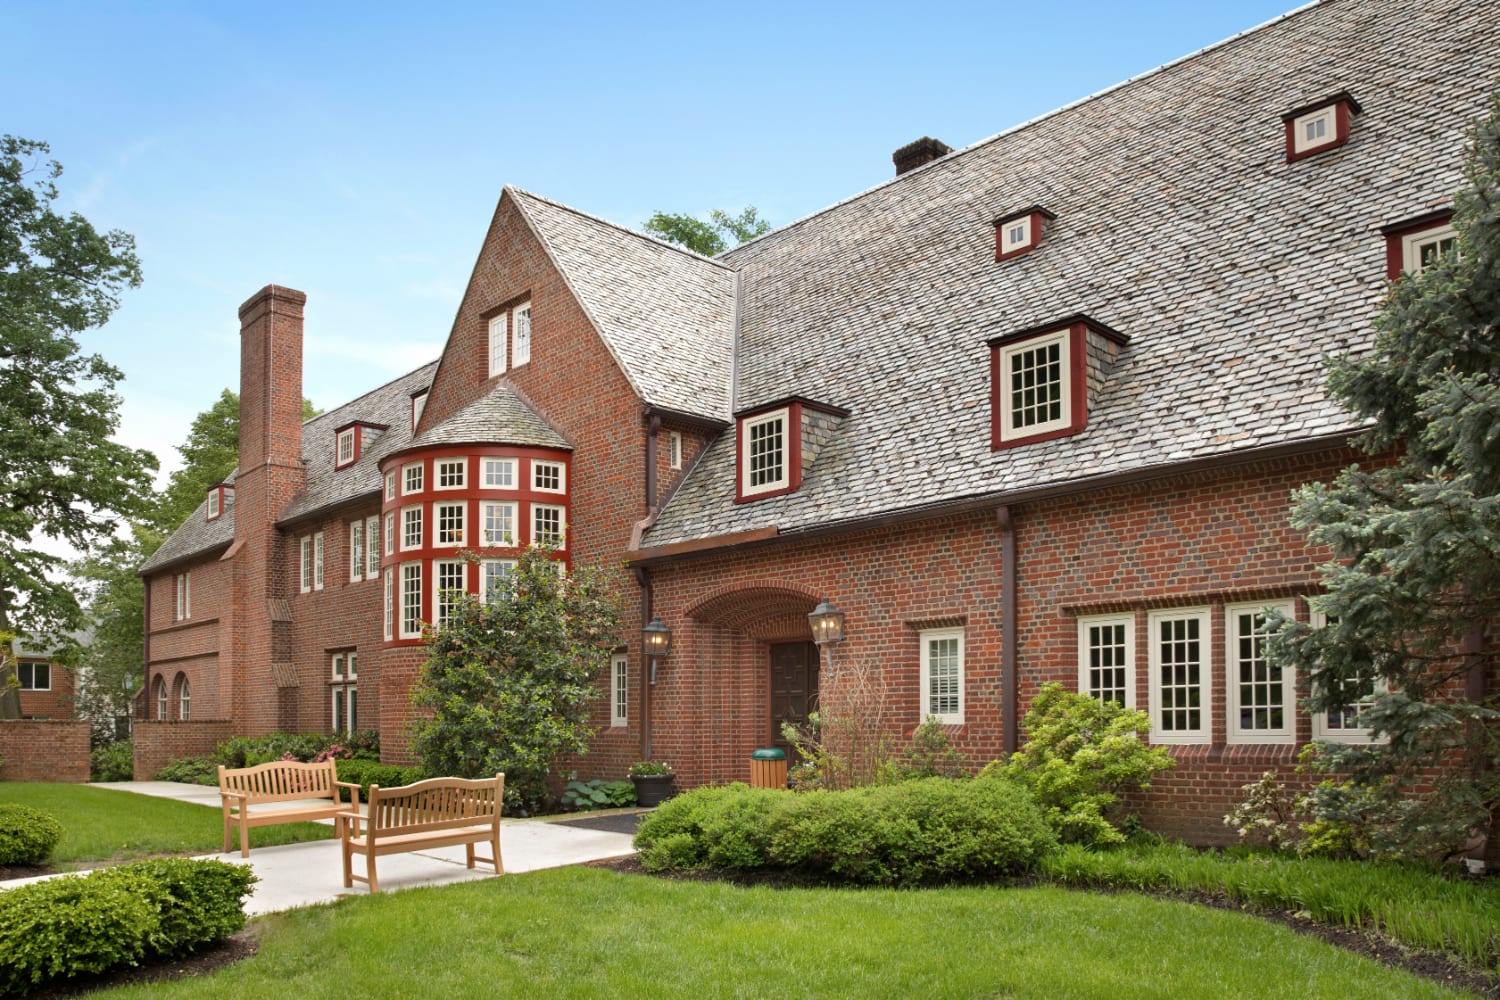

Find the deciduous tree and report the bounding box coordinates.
[642,206,770,256]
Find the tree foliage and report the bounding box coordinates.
[642,206,770,256]
[0,136,155,653]
[1267,94,1500,856]
[410,548,623,813]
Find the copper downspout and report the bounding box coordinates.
[639,411,662,762]
[997,505,1018,755]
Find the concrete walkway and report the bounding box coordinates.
[5,781,639,915]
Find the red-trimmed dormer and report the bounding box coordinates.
[1283,91,1361,163]
[334,420,388,470]
[205,482,233,521]
[993,206,1056,261]
[1381,209,1457,280]
[988,314,1128,451]
[734,396,848,503]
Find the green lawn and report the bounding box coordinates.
[89,866,1467,999]
[0,783,335,866]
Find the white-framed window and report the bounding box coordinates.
[349,521,365,582]
[207,489,221,520]
[481,501,516,546]
[402,462,424,496]
[411,391,428,430]
[436,458,466,490]
[177,676,191,721]
[669,432,683,471]
[384,470,396,501]
[1078,614,1133,708]
[611,652,628,727]
[1308,608,1383,743]
[483,457,516,489]
[366,515,381,577]
[512,302,531,366]
[313,532,325,591]
[436,501,465,546]
[154,676,167,720]
[741,408,789,496]
[433,559,467,627]
[481,559,516,603]
[1401,223,1459,274]
[1147,608,1211,743]
[1291,105,1338,155]
[532,460,565,493]
[174,572,191,621]
[336,427,356,467]
[1226,601,1296,744]
[1001,215,1033,255]
[383,569,394,641]
[17,661,50,691]
[998,328,1071,442]
[300,536,313,593]
[384,512,395,557]
[488,313,508,377]
[332,652,358,734]
[532,503,565,546]
[400,563,423,638]
[919,628,964,724]
[401,506,423,551]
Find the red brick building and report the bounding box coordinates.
[140,0,1499,843]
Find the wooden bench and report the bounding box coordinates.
[340,774,504,894]
[218,759,359,858]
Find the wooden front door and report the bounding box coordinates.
[769,641,819,751]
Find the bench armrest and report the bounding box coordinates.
[221,790,248,804]
[337,810,364,836]
[334,780,361,803]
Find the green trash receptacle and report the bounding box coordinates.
[750,748,787,789]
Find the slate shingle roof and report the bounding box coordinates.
[407,384,570,452]
[641,0,1500,549]
[509,188,737,422]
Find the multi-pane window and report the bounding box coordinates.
[919,628,964,723]
[1004,334,1067,436]
[669,432,683,470]
[532,503,565,546]
[400,563,423,638]
[512,302,531,366]
[175,572,191,621]
[384,512,395,557]
[488,313,507,377]
[481,501,516,546]
[155,677,167,720]
[436,458,466,489]
[313,532,325,590]
[436,502,465,546]
[1309,607,1380,742]
[533,460,564,493]
[611,652,628,727]
[401,506,423,551]
[366,516,381,577]
[483,458,516,488]
[1078,614,1133,708]
[411,392,427,430]
[433,560,467,626]
[742,409,788,495]
[403,462,424,496]
[207,489,221,519]
[1402,224,1459,274]
[349,521,365,582]
[481,559,516,603]
[17,661,49,690]
[178,677,191,720]
[300,536,313,593]
[331,652,358,734]
[1291,105,1338,155]
[337,428,355,467]
[1226,601,1295,743]
[1148,609,1211,743]
[385,471,396,501]
[383,569,394,641]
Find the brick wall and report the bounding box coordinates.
[16,661,75,720]
[132,720,236,780]
[0,721,90,782]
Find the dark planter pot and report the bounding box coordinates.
[631,773,677,807]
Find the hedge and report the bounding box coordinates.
[0,804,63,865]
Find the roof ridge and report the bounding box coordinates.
[722,0,1324,259]
[505,186,738,272]
[302,358,439,428]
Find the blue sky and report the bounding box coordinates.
[7,0,1298,486]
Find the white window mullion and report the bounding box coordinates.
[1147,608,1211,744]
[919,627,964,724]
[1226,601,1296,744]
[1078,614,1133,708]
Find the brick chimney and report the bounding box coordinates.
[893,136,953,176]
[231,285,308,734]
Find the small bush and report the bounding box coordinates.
[216,731,380,769]
[634,779,1055,886]
[153,756,219,785]
[90,740,134,782]
[561,779,636,811]
[0,804,64,865]
[0,859,256,996]
[335,759,427,799]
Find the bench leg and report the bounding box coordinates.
[239,818,250,859]
[466,842,475,870]
[342,836,353,889]
[223,817,232,855]
[367,855,379,894]
[493,828,504,875]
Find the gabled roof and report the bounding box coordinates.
[642,0,1500,548]
[509,188,737,422]
[141,361,439,574]
[406,383,570,452]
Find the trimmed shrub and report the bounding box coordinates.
[335,759,427,799]
[0,859,256,996]
[634,779,1055,886]
[0,804,63,865]
[90,740,134,782]
[217,731,379,768]
[153,756,219,785]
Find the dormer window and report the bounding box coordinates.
[1283,91,1360,163]
[488,312,508,377]
[411,390,428,431]
[993,206,1055,261]
[205,483,231,522]
[336,428,356,468]
[741,407,790,498]
[1382,210,1457,279]
[513,302,532,367]
[988,314,1128,450]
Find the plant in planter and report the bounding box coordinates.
[628,761,676,807]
